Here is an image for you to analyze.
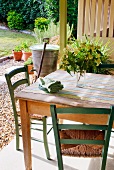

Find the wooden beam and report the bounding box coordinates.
[59,0,67,57]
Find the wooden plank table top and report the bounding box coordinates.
[16,70,114,170]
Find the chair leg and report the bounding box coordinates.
[56,142,64,170]
[101,156,107,170]
[43,116,50,160]
[15,123,20,150]
[101,146,108,170]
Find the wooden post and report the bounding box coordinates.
[59,0,67,58]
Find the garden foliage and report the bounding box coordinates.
[45,0,78,37]
[60,37,110,74]
[0,0,78,34]
[7,11,24,30]
[0,0,47,30]
[34,17,50,31]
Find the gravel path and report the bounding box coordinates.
[0,58,25,150]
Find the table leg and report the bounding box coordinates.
[19,99,32,170]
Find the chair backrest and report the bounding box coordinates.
[98,63,114,68]
[77,0,114,61]
[50,104,114,170]
[5,66,30,125]
[97,63,114,74]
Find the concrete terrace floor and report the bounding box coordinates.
[0,122,114,170]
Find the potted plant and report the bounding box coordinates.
[24,57,34,74]
[21,42,32,61]
[60,36,110,87]
[22,49,32,61]
[12,45,22,61]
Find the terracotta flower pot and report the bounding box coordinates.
[22,51,32,61]
[27,64,34,74]
[12,50,22,61]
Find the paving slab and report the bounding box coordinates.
[0,76,6,85]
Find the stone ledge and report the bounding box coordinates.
[0,56,13,63]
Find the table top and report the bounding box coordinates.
[16,70,114,109]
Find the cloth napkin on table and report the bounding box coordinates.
[38,77,64,93]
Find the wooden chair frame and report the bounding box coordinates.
[50,104,114,170]
[5,66,51,159]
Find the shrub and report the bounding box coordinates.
[34,17,50,32]
[34,21,73,44]
[34,21,59,43]
[0,0,47,30]
[7,11,24,30]
[45,0,78,37]
[45,0,59,24]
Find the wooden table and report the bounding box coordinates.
[16,70,114,170]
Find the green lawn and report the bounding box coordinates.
[0,29,37,58]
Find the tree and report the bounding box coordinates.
[45,0,78,37]
[0,0,47,29]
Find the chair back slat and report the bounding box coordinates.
[56,107,110,114]
[98,63,114,68]
[13,79,29,91]
[97,63,114,74]
[60,139,105,145]
[7,66,27,79]
[58,124,108,131]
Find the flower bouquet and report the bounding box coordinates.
[60,36,110,87]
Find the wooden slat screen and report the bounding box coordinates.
[77,0,114,38]
[77,0,114,60]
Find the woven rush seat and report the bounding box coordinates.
[60,130,104,157]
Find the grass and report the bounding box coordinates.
[0,22,73,58]
[0,29,37,58]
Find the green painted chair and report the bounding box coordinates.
[98,63,114,69]
[97,63,114,134]
[50,105,114,170]
[5,66,51,159]
[97,63,114,74]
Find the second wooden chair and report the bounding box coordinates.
[50,105,114,170]
[5,66,51,159]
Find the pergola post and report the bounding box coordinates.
[59,0,67,57]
